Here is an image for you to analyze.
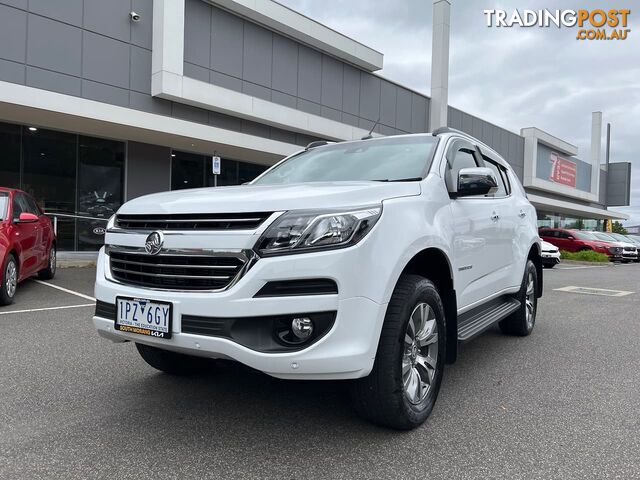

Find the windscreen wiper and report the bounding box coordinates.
[372,177,422,182]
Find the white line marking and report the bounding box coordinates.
[0,303,95,316]
[554,285,634,297]
[554,265,608,270]
[32,280,95,301]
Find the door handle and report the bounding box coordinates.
[518,210,527,218]
[491,212,500,222]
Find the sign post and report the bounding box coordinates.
[212,155,221,187]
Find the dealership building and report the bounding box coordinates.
[0,0,631,251]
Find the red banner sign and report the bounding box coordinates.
[549,152,577,188]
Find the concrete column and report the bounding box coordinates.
[429,0,451,131]
[590,111,602,197]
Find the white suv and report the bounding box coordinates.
[93,128,542,430]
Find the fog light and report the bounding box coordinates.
[291,317,313,340]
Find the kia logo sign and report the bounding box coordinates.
[93,227,106,235]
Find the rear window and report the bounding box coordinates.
[0,193,7,221]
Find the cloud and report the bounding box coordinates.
[279,0,639,223]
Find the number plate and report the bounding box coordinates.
[115,297,172,339]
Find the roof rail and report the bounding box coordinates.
[305,140,331,150]
[432,126,467,136]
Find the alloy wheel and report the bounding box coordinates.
[525,272,535,329]
[402,302,438,405]
[6,261,17,298]
[49,247,56,273]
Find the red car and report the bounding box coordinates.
[538,228,624,261]
[0,188,56,305]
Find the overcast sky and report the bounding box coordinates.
[279,0,639,224]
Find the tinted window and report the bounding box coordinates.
[12,193,33,220]
[24,194,42,216]
[253,136,439,185]
[450,149,477,178]
[483,159,507,197]
[0,193,8,221]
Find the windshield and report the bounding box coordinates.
[610,233,631,242]
[572,231,596,240]
[591,232,617,242]
[0,193,7,221]
[252,136,439,185]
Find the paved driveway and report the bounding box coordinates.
[1,264,638,479]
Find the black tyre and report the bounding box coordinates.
[543,263,555,269]
[350,274,446,430]
[0,255,18,306]
[136,343,212,376]
[499,259,538,336]
[38,244,56,280]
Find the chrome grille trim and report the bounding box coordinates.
[106,246,258,292]
[110,267,232,280]
[114,212,273,231]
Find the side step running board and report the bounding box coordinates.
[457,297,520,341]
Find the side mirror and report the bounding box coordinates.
[454,167,498,197]
[17,212,38,223]
[567,236,574,240]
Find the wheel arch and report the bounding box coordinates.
[400,247,458,364]
[528,242,543,298]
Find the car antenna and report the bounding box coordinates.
[361,117,380,140]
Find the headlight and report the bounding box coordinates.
[255,206,382,256]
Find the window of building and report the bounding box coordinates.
[238,161,267,184]
[0,122,20,188]
[171,151,205,190]
[172,150,267,189]
[0,121,126,251]
[77,136,125,251]
[207,159,239,187]
[22,126,77,250]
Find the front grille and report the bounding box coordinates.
[115,212,272,231]
[109,250,246,291]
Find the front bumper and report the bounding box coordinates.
[93,247,387,380]
[541,251,560,264]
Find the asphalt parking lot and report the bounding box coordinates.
[1,263,639,479]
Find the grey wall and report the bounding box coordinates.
[0,0,319,148]
[605,162,632,207]
[447,106,525,179]
[126,141,170,200]
[183,0,429,136]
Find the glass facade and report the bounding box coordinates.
[170,151,267,190]
[536,210,604,231]
[0,121,125,251]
